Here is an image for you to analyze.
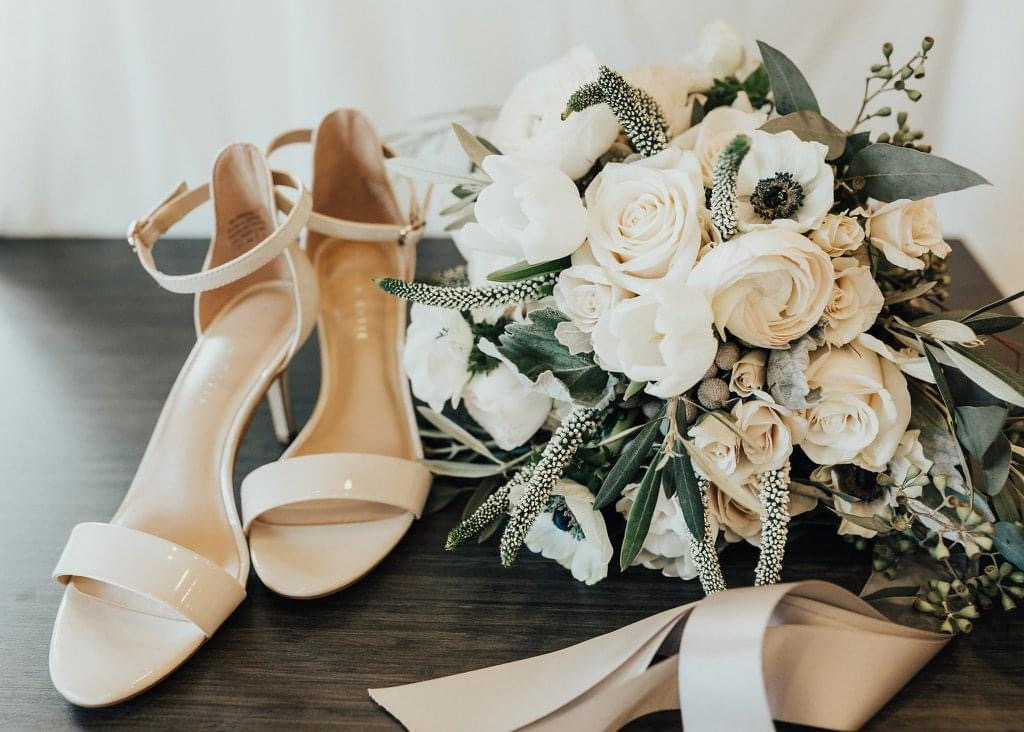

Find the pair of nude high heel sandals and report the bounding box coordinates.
[49,109,433,706]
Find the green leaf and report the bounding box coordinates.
[689,99,706,126]
[741,63,771,108]
[835,510,893,534]
[385,157,489,186]
[982,434,1011,496]
[417,406,502,464]
[845,144,989,202]
[595,409,664,509]
[760,111,845,160]
[954,405,1008,459]
[452,123,500,168]
[461,478,499,520]
[623,381,646,401]
[497,308,616,407]
[944,344,1024,408]
[425,483,472,514]
[756,41,819,115]
[861,585,921,603]
[620,465,661,571]
[421,460,510,478]
[843,131,871,160]
[668,453,705,540]
[913,309,1023,335]
[885,280,936,305]
[994,522,1024,570]
[962,288,1024,321]
[993,477,1021,522]
[488,257,570,283]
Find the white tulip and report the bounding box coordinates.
[463,362,552,451]
[490,46,620,180]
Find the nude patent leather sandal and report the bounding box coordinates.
[49,143,317,706]
[240,109,432,599]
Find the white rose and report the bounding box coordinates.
[866,198,950,271]
[823,257,884,347]
[731,398,807,478]
[672,105,767,187]
[553,244,627,334]
[729,349,767,397]
[800,340,912,471]
[525,479,613,585]
[463,362,552,451]
[736,130,834,233]
[809,213,866,257]
[616,480,714,579]
[461,154,586,265]
[688,227,833,349]
[592,282,717,399]
[688,414,741,476]
[490,46,620,180]
[403,304,474,413]
[625,65,700,138]
[584,147,707,293]
[684,20,748,80]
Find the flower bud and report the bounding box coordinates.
[900,66,913,80]
[897,111,908,126]
[906,89,922,102]
[875,106,891,117]
[883,42,894,57]
[922,36,934,52]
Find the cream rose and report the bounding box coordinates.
[591,281,717,399]
[809,213,866,256]
[729,349,767,397]
[688,227,833,349]
[822,257,884,347]
[584,147,706,293]
[708,472,816,545]
[800,340,912,471]
[671,106,767,186]
[736,130,834,233]
[866,198,950,271]
[732,398,807,478]
[553,244,627,334]
[688,414,741,476]
[462,154,587,264]
[403,304,473,412]
[490,46,620,179]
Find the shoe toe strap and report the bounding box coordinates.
[52,522,246,637]
[241,453,432,535]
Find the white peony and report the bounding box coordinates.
[687,227,833,349]
[584,147,707,294]
[866,198,950,271]
[809,213,866,257]
[731,397,806,479]
[672,105,767,186]
[490,46,620,180]
[800,340,912,471]
[591,281,717,399]
[461,154,587,265]
[553,244,628,334]
[524,479,613,585]
[463,362,552,451]
[688,414,741,476]
[684,20,749,81]
[403,304,474,413]
[822,257,884,347]
[729,349,767,397]
[736,130,834,233]
[616,480,714,579]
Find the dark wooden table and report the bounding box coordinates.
[1,237,1021,730]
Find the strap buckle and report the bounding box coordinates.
[397,219,426,246]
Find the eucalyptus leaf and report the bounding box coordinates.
[620,465,661,571]
[595,410,664,508]
[421,459,509,478]
[845,144,989,202]
[954,405,1008,459]
[623,381,647,401]
[844,131,871,160]
[385,157,489,186]
[417,406,502,464]
[861,585,921,603]
[452,123,497,168]
[760,111,844,159]
[756,40,819,115]
[497,308,616,408]
[982,434,1011,497]
[994,521,1024,570]
[668,452,705,540]
[488,257,570,283]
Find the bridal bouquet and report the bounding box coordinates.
[381,22,1024,633]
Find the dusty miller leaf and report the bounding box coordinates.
[767,330,824,409]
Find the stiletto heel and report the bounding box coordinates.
[266,371,295,445]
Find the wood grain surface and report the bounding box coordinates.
[0,237,1020,730]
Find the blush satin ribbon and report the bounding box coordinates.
[369,580,948,731]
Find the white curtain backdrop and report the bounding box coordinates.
[1,0,1021,301]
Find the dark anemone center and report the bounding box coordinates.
[750,171,805,221]
[547,496,585,540]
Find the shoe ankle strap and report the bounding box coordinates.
[265,127,431,246]
[127,170,312,294]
